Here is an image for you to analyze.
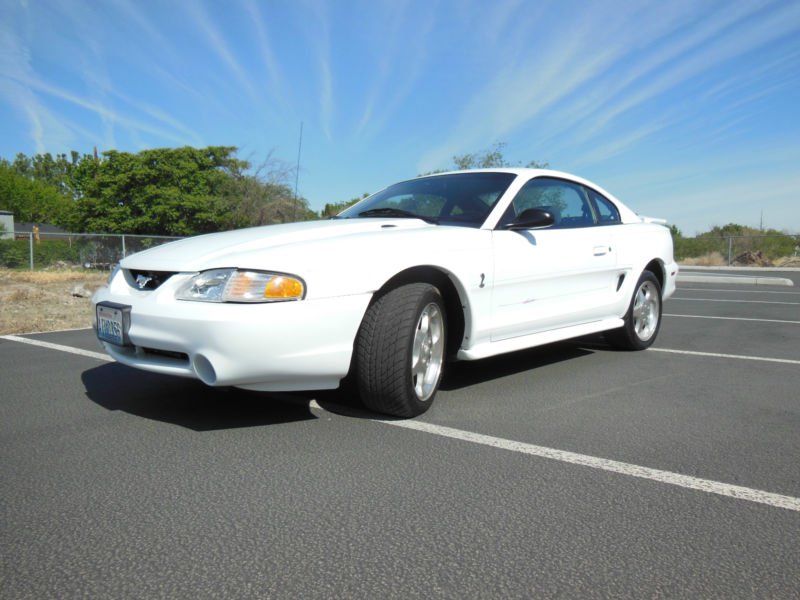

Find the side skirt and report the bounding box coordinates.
[457,318,624,361]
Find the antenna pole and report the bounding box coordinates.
[293,121,303,221]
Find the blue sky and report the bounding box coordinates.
[1,0,798,235]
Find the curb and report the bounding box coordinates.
[678,265,800,272]
[677,274,794,287]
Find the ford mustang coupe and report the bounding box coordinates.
[93,169,678,417]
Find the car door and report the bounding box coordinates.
[490,177,619,342]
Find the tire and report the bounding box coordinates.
[355,283,446,417]
[606,270,662,350]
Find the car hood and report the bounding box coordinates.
[120,218,436,272]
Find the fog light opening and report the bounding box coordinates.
[193,354,217,385]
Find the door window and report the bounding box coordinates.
[500,177,597,228]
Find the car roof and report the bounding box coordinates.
[418,167,587,181]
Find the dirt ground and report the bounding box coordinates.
[0,269,108,335]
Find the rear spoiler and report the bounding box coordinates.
[638,215,668,225]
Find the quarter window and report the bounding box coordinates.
[589,190,621,225]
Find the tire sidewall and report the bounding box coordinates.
[403,286,447,409]
[626,271,662,350]
[355,282,447,417]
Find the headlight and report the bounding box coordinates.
[175,269,305,303]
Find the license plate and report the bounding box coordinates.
[96,302,131,346]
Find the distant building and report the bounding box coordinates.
[0,210,13,240]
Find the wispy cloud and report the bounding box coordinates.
[573,1,800,145]
[76,41,203,148]
[300,0,334,140]
[185,1,260,105]
[7,70,199,147]
[416,1,659,170]
[104,0,224,127]
[572,120,670,166]
[1,79,46,153]
[598,135,800,231]
[0,14,76,152]
[243,0,289,112]
[76,34,118,150]
[419,0,800,172]
[700,45,800,107]
[354,1,435,141]
[320,60,334,141]
[108,0,175,57]
[0,0,205,153]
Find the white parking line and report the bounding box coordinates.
[0,335,112,362]
[649,347,800,365]
[671,297,800,305]
[370,418,800,512]
[664,313,800,325]
[8,332,799,512]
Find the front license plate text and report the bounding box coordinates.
[96,303,131,346]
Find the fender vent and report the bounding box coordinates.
[616,274,626,291]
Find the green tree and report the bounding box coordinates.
[10,151,82,196]
[0,163,73,225]
[452,142,549,170]
[672,222,797,261]
[421,142,549,176]
[4,146,323,234]
[320,193,369,218]
[69,146,248,235]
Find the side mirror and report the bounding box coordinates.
[506,208,555,230]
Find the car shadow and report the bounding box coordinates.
[83,335,614,426]
[439,338,599,391]
[82,363,317,431]
[315,337,606,419]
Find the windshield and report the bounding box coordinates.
[337,172,517,227]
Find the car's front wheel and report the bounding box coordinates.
[355,283,446,417]
[607,270,662,350]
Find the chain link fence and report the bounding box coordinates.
[674,234,800,266]
[0,232,182,271]
[2,230,798,271]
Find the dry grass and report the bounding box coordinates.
[0,270,105,284]
[0,268,108,335]
[680,253,800,268]
[679,252,727,266]
[774,256,800,268]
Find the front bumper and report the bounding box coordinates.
[92,271,372,391]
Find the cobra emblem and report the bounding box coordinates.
[135,274,153,289]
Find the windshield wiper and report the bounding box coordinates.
[357,207,437,224]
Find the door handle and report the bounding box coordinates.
[593,246,610,256]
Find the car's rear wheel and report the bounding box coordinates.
[607,270,662,350]
[355,283,446,417]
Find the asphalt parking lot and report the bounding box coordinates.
[2,269,799,599]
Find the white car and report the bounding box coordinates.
[93,169,678,417]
